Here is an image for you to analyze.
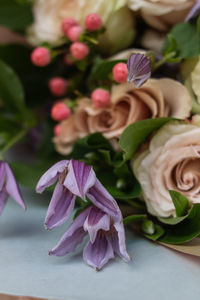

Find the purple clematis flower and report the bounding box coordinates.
[49,205,130,270]
[185,0,200,21]
[127,53,151,87]
[0,161,25,214]
[36,159,121,229]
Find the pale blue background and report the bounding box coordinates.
[0,189,200,300]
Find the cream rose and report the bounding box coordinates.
[54,79,191,154]
[28,0,135,52]
[128,0,196,31]
[133,121,200,218]
[181,56,200,114]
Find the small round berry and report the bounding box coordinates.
[70,42,89,60]
[54,124,61,136]
[85,13,102,31]
[51,102,71,121]
[64,53,74,65]
[113,63,128,83]
[91,88,110,108]
[61,18,77,36]
[31,47,51,67]
[67,25,82,42]
[49,77,68,97]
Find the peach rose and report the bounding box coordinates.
[133,121,200,217]
[54,79,191,154]
[128,0,196,31]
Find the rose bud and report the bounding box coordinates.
[85,13,102,31]
[113,62,128,83]
[91,88,110,108]
[61,18,77,36]
[31,47,51,67]
[70,42,89,60]
[49,77,68,97]
[67,25,83,42]
[54,124,61,136]
[51,102,71,121]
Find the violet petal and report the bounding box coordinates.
[0,188,8,215]
[112,222,131,262]
[64,159,96,199]
[45,182,76,229]
[185,1,200,21]
[83,206,110,243]
[127,53,151,87]
[83,233,114,270]
[36,160,68,193]
[87,179,122,222]
[5,163,25,210]
[49,207,91,256]
[0,161,6,191]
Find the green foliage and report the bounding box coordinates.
[169,190,189,217]
[145,224,165,241]
[0,0,33,30]
[119,118,174,161]
[141,219,155,235]
[123,214,146,225]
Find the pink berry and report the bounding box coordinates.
[91,88,110,108]
[31,47,51,67]
[61,18,77,36]
[70,42,89,60]
[51,102,71,121]
[113,63,128,83]
[54,124,61,136]
[64,53,74,65]
[67,25,82,42]
[49,77,68,97]
[85,13,102,31]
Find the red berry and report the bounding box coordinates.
[54,124,61,136]
[67,25,82,42]
[113,63,128,83]
[49,77,68,97]
[64,53,74,65]
[51,102,71,121]
[91,88,110,108]
[85,13,102,31]
[61,18,77,36]
[70,42,89,60]
[31,47,51,67]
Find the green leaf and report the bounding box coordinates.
[142,219,155,235]
[91,59,126,80]
[123,214,146,225]
[0,0,33,30]
[0,60,25,113]
[158,204,200,244]
[145,225,165,241]
[158,215,188,225]
[169,190,189,217]
[119,118,174,161]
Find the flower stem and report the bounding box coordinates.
[152,51,176,71]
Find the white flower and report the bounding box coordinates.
[128,0,196,31]
[133,121,200,218]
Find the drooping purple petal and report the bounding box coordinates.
[0,188,8,215]
[127,53,151,87]
[49,207,91,256]
[87,179,122,222]
[185,0,200,21]
[83,206,110,243]
[64,160,96,200]
[83,232,114,270]
[111,222,130,262]
[36,160,68,193]
[0,161,6,191]
[5,163,25,210]
[45,182,76,229]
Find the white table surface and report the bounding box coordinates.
[0,189,200,300]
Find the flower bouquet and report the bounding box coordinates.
[0,0,200,271]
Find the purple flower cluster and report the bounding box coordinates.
[127,53,151,87]
[36,159,130,270]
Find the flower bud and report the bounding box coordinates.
[51,102,71,121]
[85,13,102,31]
[31,47,51,67]
[54,124,61,136]
[67,25,82,42]
[113,63,128,83]
[49,77,68,97]
[70,42,89,60]
[91,88,110,108]
[61,18,77,36]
